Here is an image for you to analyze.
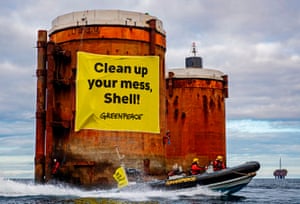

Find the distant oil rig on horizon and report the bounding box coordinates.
[273,158,288,179]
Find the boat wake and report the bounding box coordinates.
[0,177,221,202]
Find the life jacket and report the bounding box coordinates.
[191,163,205,175]
[51,161,60,174]
[213,160,225,171]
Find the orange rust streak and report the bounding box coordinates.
[172,79,225,89]
[50,26,166,48]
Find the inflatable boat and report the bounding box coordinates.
[145,161,260,195]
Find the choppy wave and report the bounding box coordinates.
[0,177,220,202]
[0,178,87,198]
[1,179,300,203]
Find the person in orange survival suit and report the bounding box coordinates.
[51,158,60,176]
[213,155,226,171]
[190,158,206,175]
[163,130,171,145]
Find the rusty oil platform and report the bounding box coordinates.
[35,10,228,187]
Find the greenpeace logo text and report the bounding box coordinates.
[100,112,143,120]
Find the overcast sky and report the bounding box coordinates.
[0,0,299,178]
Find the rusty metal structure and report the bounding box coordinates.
[35,10,228,187]
[165,43,228,171]
[35,10,166,187]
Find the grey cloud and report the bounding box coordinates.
[0,62,35,121]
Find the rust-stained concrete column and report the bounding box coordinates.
[35,30,47,183]
[44,41,56,181]
[147,19,156,55]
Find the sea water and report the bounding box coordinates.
[0,178,299,203]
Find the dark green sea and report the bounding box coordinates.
[1,178,299,203]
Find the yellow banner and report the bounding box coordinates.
[75,52,160,133]
[113,166,129,189]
